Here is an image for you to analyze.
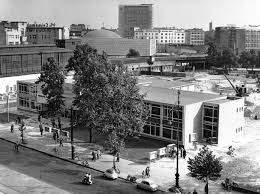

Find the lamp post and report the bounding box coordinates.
[6,93,10,122]
[169,90,181,191]
[70,106,75,160]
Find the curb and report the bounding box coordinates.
[0,137,166,193]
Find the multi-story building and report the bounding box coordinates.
[26,23,69,44]
[185,28,205,45]
[17,75,245,147]
[0,21,28,45]
[0,44,73,94]
[134,28,186,44]
[214,25,260,54]
[118,4,153,38]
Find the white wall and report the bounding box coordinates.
[0,74,40,94]
[218,98,245,146]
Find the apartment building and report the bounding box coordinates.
[26,23,69,44]
[134,28,186,44]
[118,4,153,38]
[185,28,205,45]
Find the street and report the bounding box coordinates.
[0,139,153,194]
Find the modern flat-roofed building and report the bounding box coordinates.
[134,28,186,45]
[0,44,73,94]
[185,28,205,45]
[119,4,153,38]
[17,75,245,147]
[81,29,156,57]
[26,23,69,44]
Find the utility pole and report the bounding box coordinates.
[70,106,74,160]
[7,93,9,122]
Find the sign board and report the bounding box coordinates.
[157,147,167,157]
[60,130,69,138]
[44,126,52,133]
[149,151,157,161]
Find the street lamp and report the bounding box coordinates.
[169,89,181,192]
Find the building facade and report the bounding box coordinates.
[134,28,186,44]
[185,28,205,45]
[26,23,69,44]
[118,4,153,38]
[0,44,73,94]
[0,21,28,45]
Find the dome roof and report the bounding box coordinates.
[84,29,121,39]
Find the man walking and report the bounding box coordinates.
[39,123,43,136]
[183,148,187,159]
[10,123,14,133]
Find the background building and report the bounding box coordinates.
[185,28,205,45]
[69,24,92,37]
[134,28,186,44]
[26,23,69,44]
[118,4,153,38]
[81,29,156,56]
[0,21,28,45]
[0,44,73,94]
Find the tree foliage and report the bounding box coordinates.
[218,48,236,69]
[66,44,147,144]
[187,145,222,181]
[126,49,140,58]
[206,42,218,68]
[105,131,125,155]
[35,57,65,117]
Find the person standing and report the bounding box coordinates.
[183,148,187,159]
[59,136,63,147]
[97,149,101,159]
[39,123,43,136]
[10,123,14,133]
[145,166,150,177]
[116,152,120,162]
[180,146,183,158]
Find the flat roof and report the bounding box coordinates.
[137,76,194,89]
[205,99,231,105]
[19,77,74,84]
[139,85,224,106]
[0,47,73,56]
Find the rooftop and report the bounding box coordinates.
[136,76,194,89]
[83,29,121,39]
[139,85,224,106]
[206,99,232,105]
[0,46,73,56]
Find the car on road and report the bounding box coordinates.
[103,168,118,180]
[136,179,158,192]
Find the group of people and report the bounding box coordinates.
[92,150,101,161]
[142,166,150,178]
[169,146,187,159]
[52,130,63,147]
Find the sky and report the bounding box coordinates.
[0,0,260,30]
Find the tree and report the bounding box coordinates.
[218,48,236,69]
[66,44,147,144]
[238,51,251,69]
[206,42,218,68]
[35,57,65,118]
[249,50,257,71]
[126,49,140,58]
[187,145,222,193]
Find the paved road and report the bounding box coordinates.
[0,139,153,194]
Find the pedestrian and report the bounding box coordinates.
[53,130,57,141]
[193,189,198,194]
[142,170,145,178]
[204,182,209,194]
[97,149,101,159]
[10,123,14,133]
[116,152,120,162]
[14,141,19,152]
[39,123,43,136]
[92,151,96,161]
[17,116,21,124]
[59,136,63,147]
[38,114,41,122]
[55,131,59,142]
[183,148,187,159]
[145,166,150,177]
[180,146,183,158]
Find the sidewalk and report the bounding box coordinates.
[0,120,242,194]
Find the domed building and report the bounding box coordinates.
[80,29,156,57]
[83,29,121,39]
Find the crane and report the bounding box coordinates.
[223,73,248,97]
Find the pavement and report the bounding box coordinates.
[0,118,245,194]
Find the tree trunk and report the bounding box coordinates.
[204,177,209,194]
[89,127,93,143]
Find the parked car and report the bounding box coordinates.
[103,168,118,180]
[137,179,158,192]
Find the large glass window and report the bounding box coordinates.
[143,122,160,137]
[18,83,29,94]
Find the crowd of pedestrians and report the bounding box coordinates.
[92,149,101,161]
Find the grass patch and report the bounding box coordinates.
[0,112,29,124]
